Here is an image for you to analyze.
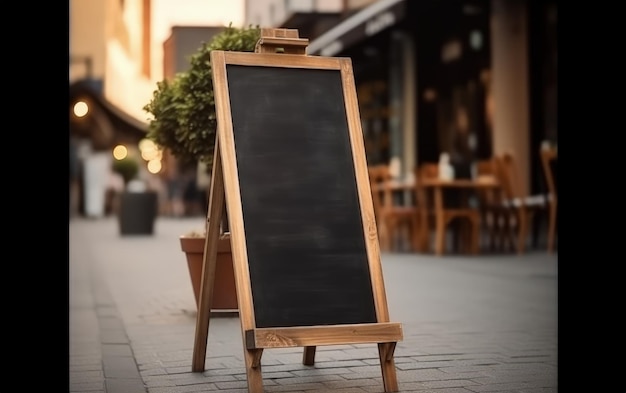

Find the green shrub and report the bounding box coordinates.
[112,156,140,184]
[143,24,261,168]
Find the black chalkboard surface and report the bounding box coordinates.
[227,65,377,328]
[194,33,402,393]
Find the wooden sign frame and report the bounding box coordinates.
[192,28,403,393]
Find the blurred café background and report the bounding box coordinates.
[69,0,557,254]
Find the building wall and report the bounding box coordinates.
[70,0,245,125]
[151,0,245,82]
[104,0,154,122]
[490,0,530,195]
[245,0,343,28]
[162,26,225,80]
[70,0,107,82]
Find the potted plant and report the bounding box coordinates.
[112,153,158,235]
[143,24,261,311]
[112,154,140,185]
[179,229,237,311]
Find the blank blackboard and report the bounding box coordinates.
[197,42,402,393]
[226,65,377,328]
[208,47,402,349]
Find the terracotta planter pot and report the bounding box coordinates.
[179,234,238,311]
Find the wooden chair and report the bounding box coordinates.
[368,165,387,226]
[413,163,438,252]
[474,157,508,251]
[415,163,481,255]
[540,146,558,253]
[368,165,420,252]
[493,152,548,254]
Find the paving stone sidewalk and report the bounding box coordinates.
[70,216,558,393]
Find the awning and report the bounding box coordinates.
[70,79,148,147]
[307,0,407,57]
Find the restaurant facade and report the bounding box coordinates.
[302,0,557,196]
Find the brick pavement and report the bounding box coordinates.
[69,216,558,393]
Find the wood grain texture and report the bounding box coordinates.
[246,323,403,349]
[205,44,403,392]
[191,136,225,372]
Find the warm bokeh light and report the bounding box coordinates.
[147,159,162,174]
[139,138,161,161]
[142,148,162,161]
[138,138,155,151]
[112,145,128,160]
[73,101,89,117]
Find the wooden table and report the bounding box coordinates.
[370,180,415,205]
[418,176,500,256]
[371,180,414,192]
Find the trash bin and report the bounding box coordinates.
[118,191,158,235]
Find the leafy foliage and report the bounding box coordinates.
[142,77,190,165]
[112,155,140,184]
[143,24,261,168]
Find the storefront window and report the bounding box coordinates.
[358,80,390,166]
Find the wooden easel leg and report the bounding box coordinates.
[302,346,316,365]
[192,140,225,372]
[378,342,399,392]
[244,349,264,393]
